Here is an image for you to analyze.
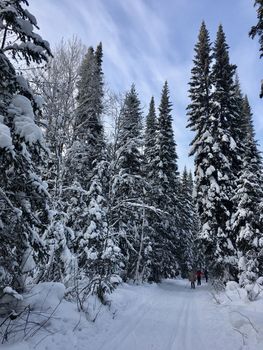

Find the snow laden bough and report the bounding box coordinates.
[8,94,43,146]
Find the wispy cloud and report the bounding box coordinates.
[28,0,262,171]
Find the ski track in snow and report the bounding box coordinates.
[92,279,242,350]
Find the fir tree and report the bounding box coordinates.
[187,21,212,157]
[144,96,157,162]
[187,22,216,276]
[156,81,179,196]
[64,43,105,242]
[209,25,241,279]
[0,0,52,291]
[147,82,179,280]
[111,84,149,281]
[188,24,241,280]
[233,76,247,152]
[68,44,105,187]
[78,160,121,302]
[177,168,196,277]
[117,84,142,176]
[143,96,162,282]
[61,43,119,297]
[232,97,263,295]
[144,96,158,216]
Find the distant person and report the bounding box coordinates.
[188,270,196,289]
[196,270,202,285]
[204,269,208,283]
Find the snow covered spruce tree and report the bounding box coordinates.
[249,0,263,97]
[177,168,197,277]
[209,25,242,279]
[63,44,119,300]
[188,23,242,280]
[66,44,105,186]
[110,84,151,282]
[0,0,52,291]
[64,44,105,245]
[144,97,157,170]
[144,96,163,282]
[187,22,215,275]
[186,171,203,269]
[146,82,180,281]
[231,96,263,295]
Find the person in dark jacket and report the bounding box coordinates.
[204,269,208,283]
[196,270,202,285]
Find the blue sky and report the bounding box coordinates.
[29,0,262,171]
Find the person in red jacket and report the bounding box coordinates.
[196,270,202,285]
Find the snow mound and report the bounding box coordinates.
[225,281,239,291]
[225,281,248,302]
[27,282,65,312]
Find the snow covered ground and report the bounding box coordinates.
[1,279,263,350]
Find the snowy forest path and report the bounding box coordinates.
[94,279,242,350]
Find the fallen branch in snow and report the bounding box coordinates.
[0,294,62,344]
[112,309,117,320]
[235,287,242,300]
[72,313,82,332]
[210,291,221,304]
[90,303,104,323]
[0,306,30,343]
[224,292,233,302]
[33,332,55,349]
[26,300,62,339]
[233,327,248,346]
[0,305,57,344]
[211,279,225,292]
[230,310,259,334]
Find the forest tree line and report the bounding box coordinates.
[0,0,262,305]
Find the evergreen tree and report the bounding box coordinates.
[143,96,162,282]
[144,96,157,162]
[232,97,263,295]
[177,168,196,277]
[233,75,248,153]
[61,43,119,297]
[117,84,142,176]
[67,44,105,187]
[111,84,149,281]
[144,97,158,217]
[187,22,216,276]
[95,42,103,91]
[157,82,179,189]
[209,25,241,279]
[0,0,52,291]
[78,160,121,302]
[64,43,105,243]
[188,23,241,280]
[146,82,179,281]
[187,21,212,158]
[187,171,203,270]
